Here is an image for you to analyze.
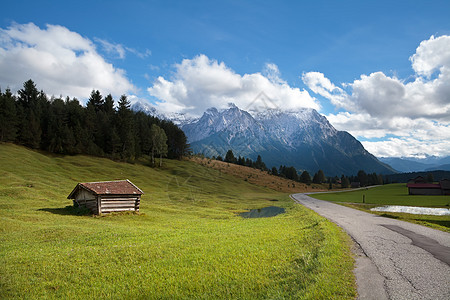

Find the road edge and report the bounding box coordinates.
[290,193,389,300]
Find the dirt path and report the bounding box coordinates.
[291,193,450,300]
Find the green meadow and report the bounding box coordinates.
[311,184,450,232]
[0,143,355,299]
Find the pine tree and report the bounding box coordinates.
[86,90,104,112]
[357,170,368,187]
[253,155,267,171]
[17,80,39,108]
[17,80,43,148]
[300,171,312,184]
[65,97,88,154]
[0,88,17,142]
[377,174,384,185]
[224,150,237,164]
[341,175,350,188]
[116,95,135,159]
[313,172,320,184]
[317,170,326,183]
[156,127,168,167]
[5,79,189,162]
[150,124,168,166]
[102,94,115,114]
[99,94,117,155]
[281,166,298,181]
[134,112,152,158]
[45,98,67,153]
[245,158,252,167]
[271,166,279,176]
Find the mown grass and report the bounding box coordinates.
[311,184,450,232]
[0,143,356,299]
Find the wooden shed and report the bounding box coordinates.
[406,183,442,195]
[441,179,450,195]
[67,180,144,214]
[406,178,450,195]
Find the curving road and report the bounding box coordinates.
[291,193,450,300]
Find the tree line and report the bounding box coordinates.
[384,170,450,183]
[212,149,385,187]
[0,79,188,163]
[216,150,268,171]
[212,149,327,185]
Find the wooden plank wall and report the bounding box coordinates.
[100,195,140,214]
[74,189,141,214]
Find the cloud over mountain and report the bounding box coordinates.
[148,54,319,117]
[1,22,448,159]
[0,23,135,99]
[303,35,450,158]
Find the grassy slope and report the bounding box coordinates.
[311,184,450,232]
[0,144,355,299]
[189,157,329,194]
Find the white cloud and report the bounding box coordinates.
[349,71,450,120]
[301,72,348,108]
[410,35,450,77]
[95,38,126,59]
[328,112,450,158]
[148,54,319,116]
[263,63,284,85]
[0,23,135,99]
[95,38,151,60]
[128,48,151,59]
[362,137,450,158]
[326,112,389,139]
[304,35,450,157]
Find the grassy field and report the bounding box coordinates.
[311,184,450,232]
[0,143,356,299]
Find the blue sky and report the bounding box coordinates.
[1,0,450,158]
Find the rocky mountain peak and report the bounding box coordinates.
[131,101,394,175]
[180,105,394,176]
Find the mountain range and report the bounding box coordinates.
[379,157,450,173]
[133,101,395,176]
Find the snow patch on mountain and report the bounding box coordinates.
[130,100,394,175]
[130,100,195,126]
[179,104,395,175]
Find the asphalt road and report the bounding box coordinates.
[291,193,450,300]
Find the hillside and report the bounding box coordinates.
[188,156,329,193]
[0,143,355,299]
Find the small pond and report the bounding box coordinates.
[371,205,450,216]
[239,206,286,218]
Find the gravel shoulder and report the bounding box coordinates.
[291,193,450,300]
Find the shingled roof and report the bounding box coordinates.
[406,183,441,189]
[68,180,143,199]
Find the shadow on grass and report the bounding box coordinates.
[376,212,450,229]
[38,205,91,216]
[415,219,450,228]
